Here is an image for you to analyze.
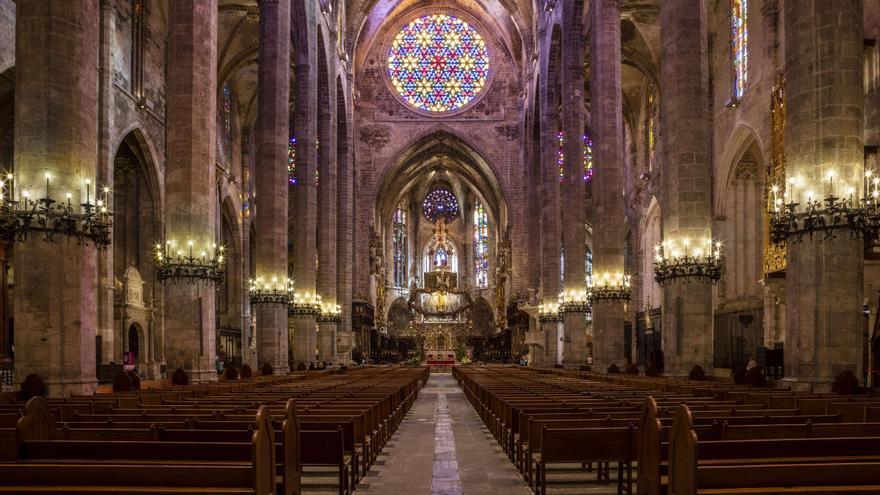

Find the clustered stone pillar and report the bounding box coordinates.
[316,63,338,364]
[163,0,219,382]
[336,76,355,363]
[254,0,290,372]
[13,0,100,395]
[290,56,318,366]
[783,0,864,391]
[539,78,562,367]
[561,0,587,368]
[659,0,714,376]
[590,0,627,371]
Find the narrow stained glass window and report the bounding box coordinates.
[473,200,489,288]
[582,133,593,184]
[392,202,407,288]
[731,0,748,100]
[557,130,565,182]
[221,81,232,168]
[287,137,297,185]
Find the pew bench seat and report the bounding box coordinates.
[0,463,261,495]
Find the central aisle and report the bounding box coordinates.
[354,372,532,495]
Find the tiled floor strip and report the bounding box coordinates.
[431,392,463,495]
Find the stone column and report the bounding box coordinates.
[13,0,100,395]
[96,0,116,369]
[290,53,318,366]
[540,89,561,366]
[254,0,290,372]
[559,0,587,368]
[316,49,337,363]
[659,0,714,376]
[590,0,627,371]
[336,74,355,360]
[163,0,219,382]
[783,0,864,391]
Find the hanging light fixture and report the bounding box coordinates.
[588,272,632,302]
[558,289,590,314]
[653,237,723,286]
[0,174,112,247]
[769,170,880,244]
[316,302,342,323]
[537,301,563,323]
[248,276,293,305]
[155,239,225,284]
[288,288,322,316]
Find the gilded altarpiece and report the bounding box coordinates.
[764,76,786,275]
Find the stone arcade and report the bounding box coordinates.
[1,0,880,493]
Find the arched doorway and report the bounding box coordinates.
[128,324,140,367]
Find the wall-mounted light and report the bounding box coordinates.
[653,237,723,286]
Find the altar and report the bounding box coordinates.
[425,350,456,365]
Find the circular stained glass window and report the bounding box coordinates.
[387,14,490,113]
[422,188,460,223]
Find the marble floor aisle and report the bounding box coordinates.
[353,373,532,495]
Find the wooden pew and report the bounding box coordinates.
[667,404,880,495]
[1,397,276,495]
[532,426,636,495]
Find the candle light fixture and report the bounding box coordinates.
[0,174,112,246]
[537,301,563,323]
[588,272,632,302]
[154,239,225,284]
[653,237,723,286]
[558,288,591,314]
[288,289,322,316]
[248,276,293,305]
[769,169,880,244]
[316,302,342,323]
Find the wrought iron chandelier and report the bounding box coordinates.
[558,289,590,314]
[768,171,880,244]
[588,273,632,302]
[288,290,322,316]
[316,302,342,323]
[155,239,225,284]
[537,301,562,323]
[248,277,293,305]
[0,174,112,247]
[653,237,723,286]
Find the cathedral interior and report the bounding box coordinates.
[0,0,879,394]
[5,1,880,494]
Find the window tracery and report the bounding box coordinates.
[422,188,460,223]
[731,0,748,100]
[387,14,490,113]
[473,200,489,288]
[392,202,408,288]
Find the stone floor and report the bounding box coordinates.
[304,373,628,494]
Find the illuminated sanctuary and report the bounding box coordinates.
[3,0,880,493]
[0,0,878,394]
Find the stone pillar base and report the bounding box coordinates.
[42,378,98,398]
[188,368,219,384]
[781,376,834,393]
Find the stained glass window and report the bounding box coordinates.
[387,14,490,113]
[315,139,320,187]
[473,200,489,288]
[422,188,460,223]
[646,85,657,170]
[434,247,449,268]
[557,130,565,182]
[582,133,594,183]
[731,0,748,100]
[392,202,408,288]
[585,247,593,285]
[560,247,565,288]
[221,81,232,168]
[287,137,297,184]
